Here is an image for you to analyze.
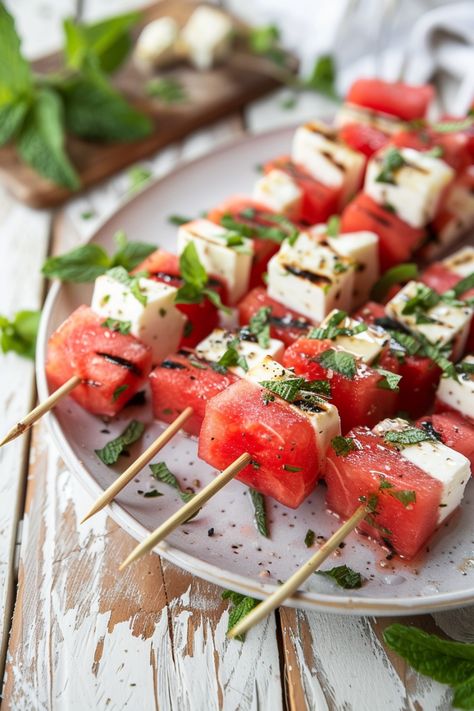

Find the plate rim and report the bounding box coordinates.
[36,126,474,616]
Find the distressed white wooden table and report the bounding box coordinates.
[0,2,472,709]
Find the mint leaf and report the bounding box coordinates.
[304,529,315,547]
[331,435,356,457]
[432,117,473,134]
[107,266,147,305]
[101,317,131,335]
[384,624,474,687]
[326,215,340,237]
[63,12,140,75]
[376,148,406,184]
[384,427,436,448]
[146,77,187,104]
[42,232,154,282]
[175,242,229,313]
[258,377,306,403]
[168,214,191,226]
[222,590,259,642]
[127,165,152,194]
[62,75,151,142]
[249,488,268,537]
[316,565,363,589]
[389,489,416,507]
[0,310,40,360]
[0,100,28,146]
[370,263,419,302]
[42,244,111,282]
[150,462,195,504]
[95,420,145,465]
[376,368,402,391]
[18,88,80,190]
[247,307,271,348]
[213,338,248,373]
[305,54,337,98]
[317,348,357,379]
[0,5,33,105]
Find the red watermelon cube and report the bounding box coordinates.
[416,412,474,470]
[46,305,152,417]
[238,286,313,346]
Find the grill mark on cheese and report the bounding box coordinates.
[283,264,333,286]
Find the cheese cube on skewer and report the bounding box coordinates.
[177,219,253,305]
[91,273,186,364]
[373,418,470,523]
[385,281,472,360]
[245,356,341,463]
[292,121,365,206]
[134,17,179,70]
[316,310,388,364]
[267,231,355,321]
[365,147,454,228]
[436,355,474,422]
[180,6,233,70]
[443,246,474,279]
[335,103,406,135]
[310,224,379,308]
[253,169,302,220]
[195,328,285,378]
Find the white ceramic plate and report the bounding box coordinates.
[37,126,474,616]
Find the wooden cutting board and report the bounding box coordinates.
[0,1,293,208]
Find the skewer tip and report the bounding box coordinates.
[0,425,24,448]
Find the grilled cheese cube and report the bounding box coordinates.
[246,356,341,461]
[91,274,185,364]
[436,355,474,421]
[253,169,302,219]
[335,103,406,135]
[386,281,472,359]
[177,219,253,305]
[311,224,379,308]
[180,6,233,70]
[442,246,474,279]
[195,328,284,378]
[267,232,355,322]
[318,310,388,364]
[292,121,365,206]
[365,147,454,228]
[373,418,470,523]
[134,17,179,70]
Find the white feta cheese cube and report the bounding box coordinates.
[177,219,253,305]
[365,147,454,228]
[436,355,474,421]
[335,102,405,135]
[318,310,388,364]
[436,182,474,246]
[267,231,355,321]
[253,169,302,219]
[327,230,379,308]
[373,418,470,523]
[134,17,179,70]
[386,281,472,359]
[292,121,365,206]
[180,6,233,70]
[91,274,185,364]
[246,356,341,459]
[443,246,474,279]
[195,328,284,378]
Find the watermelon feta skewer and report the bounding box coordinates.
[83,322,285,520]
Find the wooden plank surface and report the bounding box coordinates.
[0,0,294,209]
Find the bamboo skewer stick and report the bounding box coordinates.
[120,452,252,570]
[227,504,367,640]
[0,375,81,447]
[81,406,194,523]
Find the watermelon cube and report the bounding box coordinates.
[416,412,474,470]
[199,357,340,508]
[326,428,439,559]
[238,286,313,346]
[46,305,152,417]
[262,156,340,224]
[207,197,288,288]
[134,249,224,347]
[339,122,390,158]
[346,79,434,121]
[341,193,426,270]
[282,338,399,432]
[149,350,238,437]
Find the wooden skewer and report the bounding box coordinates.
[0,375,81,447]
[120,452,252,570]
[227,504,367,640]
[81,406,194,523]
